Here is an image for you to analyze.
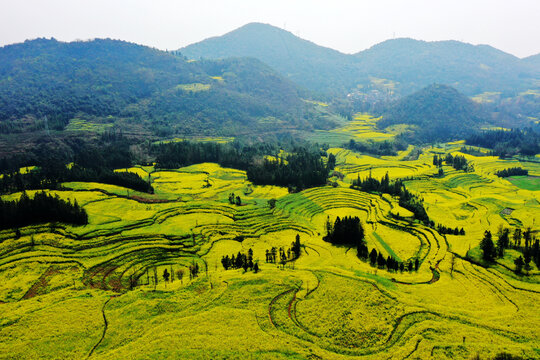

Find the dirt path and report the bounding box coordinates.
[87,295,117,359]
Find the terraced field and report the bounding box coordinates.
[0,149,539,359]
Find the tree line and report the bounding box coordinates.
[351,172,430,224]
[479,227,539,275]
[0,163,153,195]
[0,191,88,230]
[154,140,331,191]
[437,225,465,236]
[433,153,469,171]
[323,215,419,273]
[1,135,153,195]
[221,248,259,273]
[495,167,528,178]
[345,139,407,157]
[466,128,540,157]
[265,235,302,268]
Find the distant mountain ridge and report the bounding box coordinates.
[181,23,540,96]
[180,22,357,95]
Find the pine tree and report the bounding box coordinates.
[480,230,495,261]
[514,256,524,274]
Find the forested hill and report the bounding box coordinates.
[378,84,487,142]
[180,22,357,95]
[0,38,323,138]
[181,23,539,97]
[523,53,540,72]
[354,39,530,95]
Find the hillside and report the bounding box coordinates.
[0,38,322,143]
[523,53,540,71]
[180,22,358,95]
[181,24,539,97]
[379,84,487,142]
[355,38,532,95]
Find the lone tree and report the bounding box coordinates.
[514,256,524,274]
[176,269,184,283]
[480,230,495,261]
[496,227,510,257]
[292,234,301,259]
[369,249,378,266]
[163,268,170,286]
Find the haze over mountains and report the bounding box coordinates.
[181,22,540,96]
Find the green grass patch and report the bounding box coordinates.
[507,176,540,191]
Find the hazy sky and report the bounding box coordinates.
[1,0,539,58]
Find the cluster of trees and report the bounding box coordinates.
[228,192,242,206]
[265,235,302,267]
[437,225,465,236]
[471,352,525,360]
[221,248,259,273]
[188,262,200,279]
[0,130,132,173]
[0,136,153,195]
[136,266,185,290]
[495,167,528,178]
[459,146,492,157]
[351,172,430,224]
[359,246,419,273]
[0,191,87,230]
[324,216,365,248]
[322,215,419,272]
[154,140,252,170]
[154,140,330,191]
[247,148,329,191]
[479,227,539,275]
[446,154,469,171]
[345,139,407,157]
[0,164,153,195]
[466,129,540,157]
[433,154,469,171]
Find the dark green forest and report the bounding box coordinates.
[378,84,487,142]
[0,38,324,139]
[0,191,88,230]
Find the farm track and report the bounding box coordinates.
[87,295,117,359]
[267,266,526,357]
[461,260,519,312]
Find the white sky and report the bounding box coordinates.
[1,0,539,58]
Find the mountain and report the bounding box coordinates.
[379,84,487,142]
[180,22,358,95]
[354,38,532,96]
[0,38,323,143]
[181,24,539,97]
[523,53,540,72]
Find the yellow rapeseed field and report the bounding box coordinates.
[0,141,538,359]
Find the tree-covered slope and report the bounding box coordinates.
[379,84,487,142]
[0,38,318,137]
[355,38,535,95]
[522,53,540,72]
[180,22,358,95]
[180,24,539,97]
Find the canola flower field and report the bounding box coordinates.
[0,139,539,359]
